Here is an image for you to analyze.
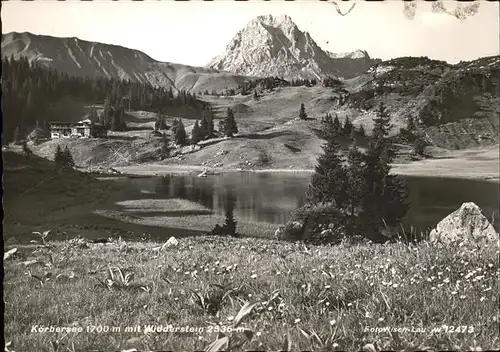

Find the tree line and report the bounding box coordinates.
[160,107,239,151]
[1,56,208,142]
[202,75,344,97]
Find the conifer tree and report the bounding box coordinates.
[191,120,203,145]
[174,119,187,146]
[223,108,238,137]
[344,142,366,234]
[306,137,347,207]
[54,145,65,167]
[343,116,353,136]
[223,210,237,237]
[62,146,75,168]
[299,103,308,120]
[207,110,215,134]
[358,123,366,137]
[253,90,259,101]
[155,110,167,130]
[360,102,409,242]
[332,114,341,134]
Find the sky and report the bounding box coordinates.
[2,0,499,66]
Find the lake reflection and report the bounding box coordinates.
[123,173,499,233]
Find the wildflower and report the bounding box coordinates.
[227,316,234,321]
[392,283,399,289]
[451,291,458,295]
[251,274,257,279]
[256,332,261,337]
[443,278,450,284]
[330,319,336,325]
[324,285,331,289]
[460,295,467,300]
[480,297,486,302]
[294,318,301,324]
[378,317,384,322]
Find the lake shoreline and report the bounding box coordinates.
[95,145,499,182]
[108,163,499,183]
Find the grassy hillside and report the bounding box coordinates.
[342,56,500,149]
[2,150,124,241]
[4,235,498,351]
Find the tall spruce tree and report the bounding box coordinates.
[155,110,167,130]
[345,142,366,234]
[299,103,308,120]
[253,90,259,101]
[54,145,64,167]
[360,102,409,242]
[306,137,347,208]
[174,119,187,146]
[343,116,353,136]
[191,120,203,145]
[358,124,366,137]
[223,108,238,137]
[332,114,341,134]
[63,146,75,169]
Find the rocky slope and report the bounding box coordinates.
[1,31,254,93]
[207,14,379,80]
[342,56,500,149]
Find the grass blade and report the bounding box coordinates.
[204,336,228,352]
[233,301,258,328]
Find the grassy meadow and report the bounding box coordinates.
[4,235,499,351]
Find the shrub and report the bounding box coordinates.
[281,204,346,244]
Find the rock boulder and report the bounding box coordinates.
[429,202,498,244]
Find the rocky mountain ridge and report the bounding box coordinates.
[344,55,500,149]
[1,31,255,93]
[207,14,380,80]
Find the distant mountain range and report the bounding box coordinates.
[2,15,380,89]
[207,14,380,80]
[1,31,253,93]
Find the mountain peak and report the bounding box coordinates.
[207,14,377,80]
[252,14,294,27]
